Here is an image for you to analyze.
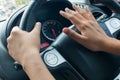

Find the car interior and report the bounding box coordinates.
[0,0,120,80]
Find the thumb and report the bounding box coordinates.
[31,22,41,35]
[63,27,86,43]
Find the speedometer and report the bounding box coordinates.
[42,20,63,41]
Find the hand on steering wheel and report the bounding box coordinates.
[60,5,110,51]
[7,22,41,65]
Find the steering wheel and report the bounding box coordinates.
[3,0,120,80]
[90,0,120,13]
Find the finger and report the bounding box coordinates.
[60,10,83,25]
[11,26,21,35]
[7,35,12,43]
[85,6,90,14]
[73,5,86,18]
[73,5,84,14]
[85,6,96,21]
[7,36,15,56]
[62,27,86,43]
[65,8,85,20]
[65,7,76,14]
[31,22,41,36]
[60,11,87,31]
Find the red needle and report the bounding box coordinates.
[52,29,57,38]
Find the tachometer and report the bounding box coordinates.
[42,20,63,41]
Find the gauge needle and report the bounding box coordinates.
[52,29,57,38]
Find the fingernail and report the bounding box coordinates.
[72,4,75,7]
[60,10,64,14]
[65,7,70,11]
[73,4,76,8]
[85,5,87,8]
[85,5,88,9]
[36,22,41,26]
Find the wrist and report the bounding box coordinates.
[100,37,118,53]
[20,49,40,67]
[20,50,55,80]
[98,36,112,52]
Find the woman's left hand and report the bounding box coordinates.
[60,5,110,51]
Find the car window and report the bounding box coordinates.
[0,0,32,21]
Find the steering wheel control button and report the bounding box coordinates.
[110,19,120,29]
[45,53,58,65]
[105,18,120,34]
[44,49,66,67]
[114,73,120,80]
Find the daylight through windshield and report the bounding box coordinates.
[0,0,88,21]
[0,0,31,21]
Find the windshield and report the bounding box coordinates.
[0,0,32,21]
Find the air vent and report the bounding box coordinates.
[92,11,107,21]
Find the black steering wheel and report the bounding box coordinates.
[3,0,120,80]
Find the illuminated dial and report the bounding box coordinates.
[42,20,63,41]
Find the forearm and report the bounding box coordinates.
[102,37,120,55]
[21,51,55,80]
